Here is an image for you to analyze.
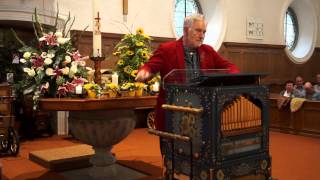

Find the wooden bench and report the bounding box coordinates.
[269,95,320,137]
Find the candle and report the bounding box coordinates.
[112,73,119,86]
[153,82,159,92]
[93,0,102,57]
[75,85,82,95]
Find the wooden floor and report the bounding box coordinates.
[1,128,320,180]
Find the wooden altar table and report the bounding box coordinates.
[39,95,157,111]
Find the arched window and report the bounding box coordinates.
[284,7,299,50]
[174,0,202,38]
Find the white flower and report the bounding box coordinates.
[71,61,78,67]
[23,52,31,59]
[23,68,36,77]
[45,68,55,76]
[41,52,47,58]
[70,65,78,74]
[39,36,46,41]
[54,32,63,38]
[20,58,26,63]
[57,37,70,45]
[65,55,72,63]
[44,58,53,65]
[61,67,70,75]
[23,67,30,73]
[69,72,74,78]
[47,52,55,59]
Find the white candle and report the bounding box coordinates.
[93,0,102,57]
[153,82,159,92]
[75,85,82,94]
[112,73,119,86]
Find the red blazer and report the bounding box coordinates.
[140,38,239,131]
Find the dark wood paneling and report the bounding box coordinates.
[71,30,175,70]
[219,42,320,86]
[71,35,320,86]
[269,97,320,137]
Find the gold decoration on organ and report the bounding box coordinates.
[221,96,262,132]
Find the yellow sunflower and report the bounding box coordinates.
[131,70,138,77]
[112,51,121,56]
[136,27,144,35]
[124,65,133,74]
[126,50,134,56]
[141,51,149,59]
[117,59,124,66]
[135,41,144,46]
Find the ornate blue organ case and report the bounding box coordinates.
[160,70,272,180]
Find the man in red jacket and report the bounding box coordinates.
[136,14,239,131]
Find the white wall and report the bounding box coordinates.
[1,0,319,46]
[224,0,288,45]
[57,0,175,37]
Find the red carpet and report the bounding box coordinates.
[1,129,320,180]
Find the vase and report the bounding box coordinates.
[135,88,143,96]
[87,90,96,98]
[120,90,128,97]
[128,90,135,97]
[109,90,117,98]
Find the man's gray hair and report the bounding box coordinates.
[183,14,206,28]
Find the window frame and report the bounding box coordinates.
[284,7,299,51]
[174,0,203,38]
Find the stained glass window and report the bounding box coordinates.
[284,8,299,50]
[174,0,202,37]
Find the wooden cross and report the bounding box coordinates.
[95,12,101,23]
[94,12,101,33]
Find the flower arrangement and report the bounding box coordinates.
[113,28,153,84]
[104,83,119,97]
[120,82,136,91]
[134,82,146,90]
[84,83,102,98]
[105,83,119,93]
[14,9,92,110]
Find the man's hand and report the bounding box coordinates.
[135,69,151,82]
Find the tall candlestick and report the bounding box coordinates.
[93,0,102,57]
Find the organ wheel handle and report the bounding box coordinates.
[162,104,203,114]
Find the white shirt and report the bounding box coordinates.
[283,91,292,97]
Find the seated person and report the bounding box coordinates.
[280,80,296,97]
[293,75,306,98]
[304,82,320,100]
[314,73,320,93]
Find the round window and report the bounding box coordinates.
[283,0,318,64]
[174,0,202,38]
